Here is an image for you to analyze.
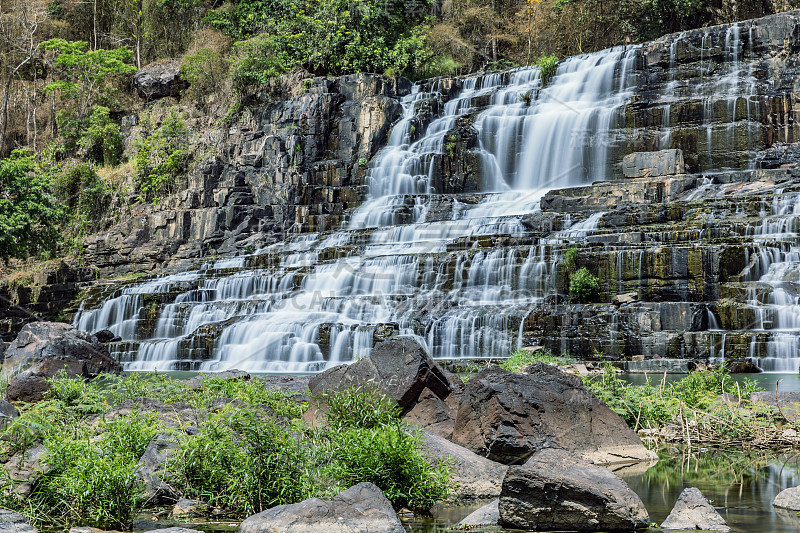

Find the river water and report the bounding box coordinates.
[406,449,800,532]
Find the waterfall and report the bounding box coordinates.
[74,45,643,372]
[740,192,800,371]
[72,16,788,372]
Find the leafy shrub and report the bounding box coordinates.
[322,386,400,429]
[501,348,572,373]
[570,267,601,303]
[210,0,432,86]
[135,109,190,201]
[229,34,290,94]
[51,161,107,217]
[584,363,764,431]
[329,424,451,511]
[39,439,143,530]
[23,406,163,529]
[563,245,578,274]
[181,29,231,107]
[79,106,123,166]
[537,54,559,85]
[194,376,307,417]
[0,151,63,262]
[55,109,83,156]
[45,370,109,414]
[171,409,312,515]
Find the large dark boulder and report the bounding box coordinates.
[661,487,730,531]
[451,363,656,464]
[419,430,507,500]
[134,60,187,100]
[499,448,649,532]
[3,322,121,403]
[238,482,405,533]
[305,337,460,424]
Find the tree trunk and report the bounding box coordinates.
[0,57,31,156]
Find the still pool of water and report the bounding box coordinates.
[404,449,800,532]
[623,372,800,393]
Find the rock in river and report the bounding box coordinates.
[451,363,656,464]
[774,486,800,511]
[661,487,730,532]
[499,448,649,532]
[419,430,507,500]
[238,482,404,533]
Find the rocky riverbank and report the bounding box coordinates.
[0,326,667,533]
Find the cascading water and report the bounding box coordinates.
[74,46,644,371]
[72,15,792,372]
[736,191,800,371]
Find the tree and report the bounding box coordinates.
[0,0,48,156]
[0,150,63,262]
[41,39,136,118]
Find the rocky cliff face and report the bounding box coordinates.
[9,11,800,371]
[84,74,408,277]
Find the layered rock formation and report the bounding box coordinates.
[8,10,800,371]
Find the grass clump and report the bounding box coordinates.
[0,373,451,528]
[501,348,573,373]
[537,54,559,85]
[322,385,401,429]
[582,363,792,448]
[170,409,312,516]
[328,424,450,511]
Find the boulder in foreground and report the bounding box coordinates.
[452,363,656,464]
[3,322,121,403]
[774,486,800,511]
[499,448,649,532]
[419,430,507,500]
[0,509,37,533]
[661,487,730,531]
[458,499,499,527]
[305,337,460,426]
[238,482,404,533]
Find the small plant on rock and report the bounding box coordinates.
[569,267,601,303]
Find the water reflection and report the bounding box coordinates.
[408,449,800,532]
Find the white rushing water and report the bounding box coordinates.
[74,30,775,372]
[74,46,644,371]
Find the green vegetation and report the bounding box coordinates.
[582,364,795,448]
[42,39,137,117]
[569,266,601,303]
[321,385,401,429]
[563,245,578,273]
[135,109,190,201]
[501,348,573,372]
[0,151,63,262]
[536,54,558,85]
[0,373,450,529]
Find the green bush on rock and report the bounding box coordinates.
[501,348,573,372]
[171,409,313,516]
[569,266,601,303]
[329,424,451,511]
[322,385,401,429]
